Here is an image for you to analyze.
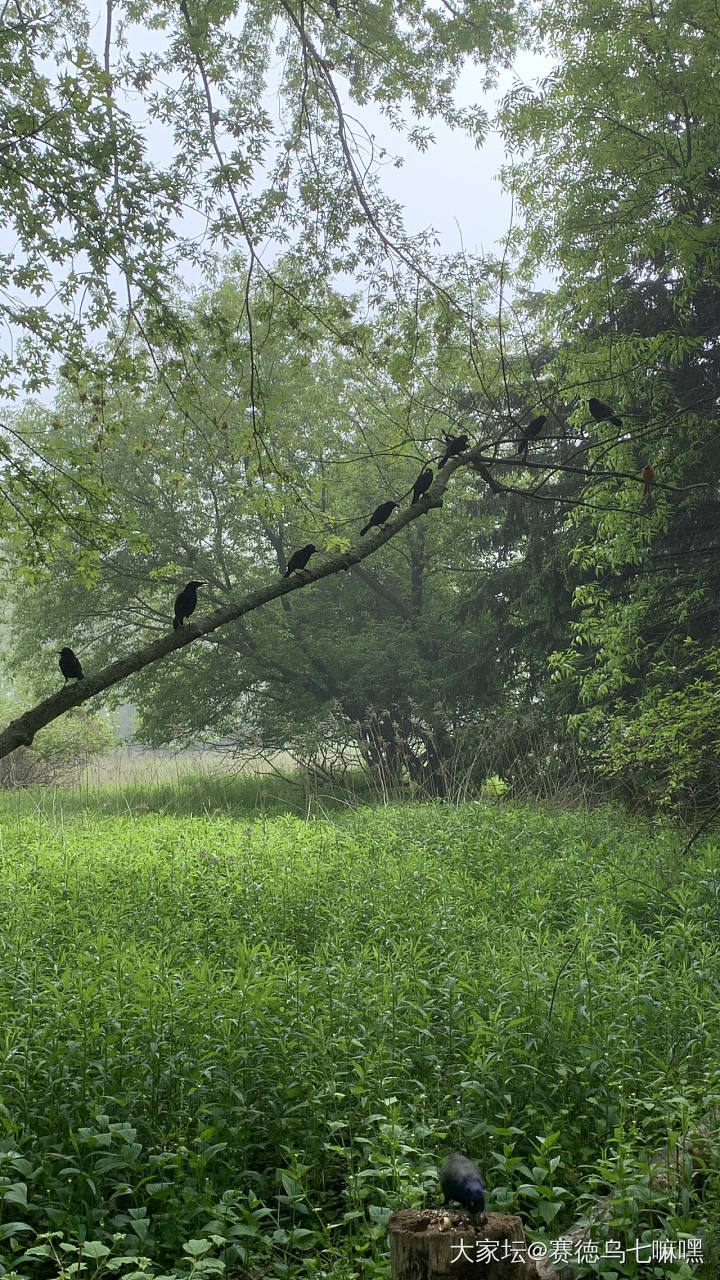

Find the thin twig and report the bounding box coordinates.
[548,939,580,1023]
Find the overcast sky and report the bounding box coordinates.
[360,50,551,260]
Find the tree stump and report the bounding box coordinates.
[389,1209,539,1280]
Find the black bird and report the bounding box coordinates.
[411,468,433,505]
[59,647,84,683]
[360,500,398,536]
[517,413,548,460]
[173,580,206,629]
[440,1154,486,1227]
[438,433,469,468]
[284,544,317,577]
[588,397,622,428]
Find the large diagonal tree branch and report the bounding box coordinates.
[0,452,472,761]
[0,437,701,761]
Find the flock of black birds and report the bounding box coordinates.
[515,398,623,461]
[58,401,652,691]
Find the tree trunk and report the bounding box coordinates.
[356,707,450,797]
[389,1210,539,1280]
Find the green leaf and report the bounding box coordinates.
[183,1239,211,1257]
[82,1242,112,1259]
[537,1200,564,1225]
[0,1221,34,1239]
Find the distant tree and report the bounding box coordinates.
[4,269,581,790]
[0,679,115,788]
[500,0,720,812]
[8,0,691,791]
[0,0,519,552]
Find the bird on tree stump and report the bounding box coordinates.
[440,1154,486,1227]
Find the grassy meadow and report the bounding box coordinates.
[1,777,719,1278]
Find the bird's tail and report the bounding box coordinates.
[611,415,622,428]
[283,569,291,578]
[643,482,652,499]
[173,616,181,630]
[359,523,370,536]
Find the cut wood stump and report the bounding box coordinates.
[389,1209,539,1279]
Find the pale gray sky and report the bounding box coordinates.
[360,51,551,257]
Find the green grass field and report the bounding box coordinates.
[1,781,718,1278]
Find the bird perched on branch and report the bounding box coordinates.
[284,544,317,577]
[517,414,547,460]
[173,581,206,629]
[411,468,433,505]
[360,500,398,536]
[641,464,656,499]
[589,397,622,428]
[440,1154,486,1227]
[438,433,469,468]
[59,647,84,683]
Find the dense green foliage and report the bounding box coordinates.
[0,0,515,393]
[500,0,720,810]
[7,271,578,795]
[4,0,720,814]
[0,0,517,552]
[0,788,718,1277]
[4,9,720,1280]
